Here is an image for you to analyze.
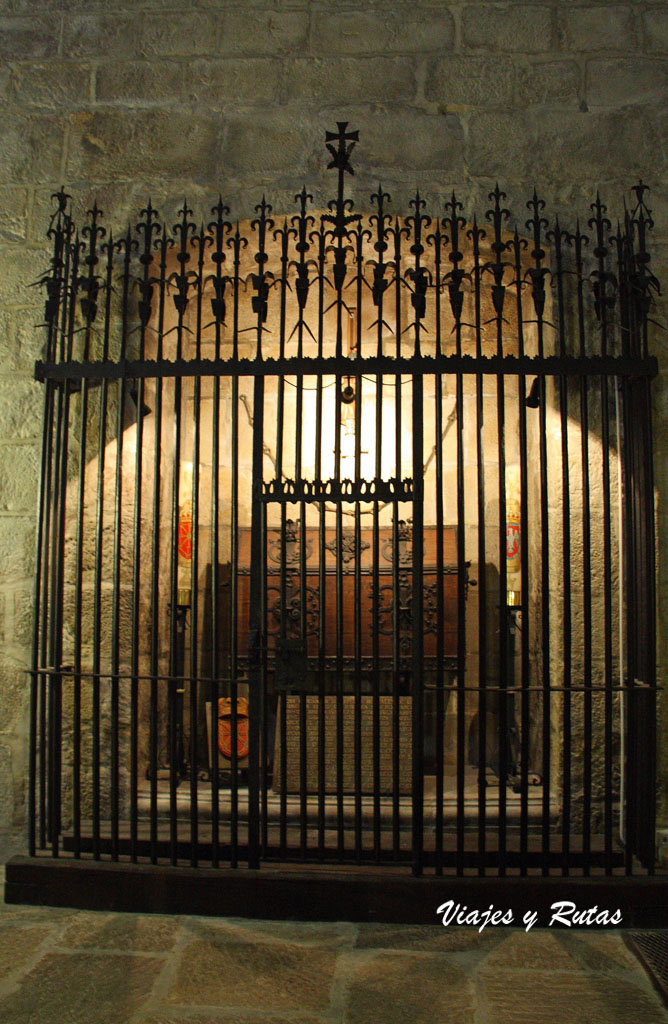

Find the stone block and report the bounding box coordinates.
[0,379,42,440]
[426,57,517,109]
[95,60,186,105]
[560,6,636,52]
[62,14,141,58]
[187,58,283,108]
[218,8,308,55]
[345,952,474,1024]
[427,57,580,110]
[0,189,28,245]
[586,58,668,108]
[10,587,32,648]
[0,743,13,826]
[0,114,64,184]
[223,114,315,174]
[0,953,162,1024]
[9,62,91,110]
[0,651,30,733]
[284,57,416,105]
[0,441,39,512]
[312,7,455,53]
[0,248,47,307]
[515,60,581,108]
[66,110,222,182]
[0,517,34,581]
[351,112,464,175]
[166,933,337,1011]
[13,308,48,365]
[466,108,662,184]
[141,11,224,58]
[462,4,553,53]
[0,15,59,59]
[273,695,413,794]
[644,10,668,53]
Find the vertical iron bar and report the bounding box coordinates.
[391,217,405,860]
[511,228,530,875]
[370,186,390,863]
[574,222,593,875]
[429,215,445,877]
[101,231,122,862]
[445,192,467,877]
[83,206,107,862]
[132,203,158,863]
[248,198,273,870]
[314,222,326,861]
[207,198,228,869]
[549,219,572,876]
[408,191,429,876]
[488,188,510,876]
[149,226,168,864]
[32,202,66,855]
[590,196,615,875]
[189,226,207,867]
[526,192,551,876]
[411,370,424,876]
[471,218,488,876]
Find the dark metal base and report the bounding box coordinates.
[6,855,668,927]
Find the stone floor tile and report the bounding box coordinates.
[343,951,475,1024]
[184,915,352,949]
[0,925,49,980]
[561,930,643,972]
[0,952,163,1024]
[166,935,337,1012]
[477,929,583,970]
[479,969,668,1023]
[355,922,499,952]
[139,1014,327,1024]
[60,911,180,952]
[0,903,76,925]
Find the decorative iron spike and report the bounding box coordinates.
[525,188,547,262]
[173,200,196,255]
[250,198,274,342]
[628,182,660,327]
[286,188,315,323]
[169,204,198,321]
[524,190,550,324]
[588,192,611,257]
[79,202,106,327]
[205,197,232,330]
[369,183,393,308]
[443,191,468,325]
[484,185,510,320]
[587,193,617,325]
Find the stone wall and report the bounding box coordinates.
[1,0,667,857]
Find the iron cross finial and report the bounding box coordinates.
[325,122,359,176]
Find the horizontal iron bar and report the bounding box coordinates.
[34,352,659,384]
[27,670,655,693]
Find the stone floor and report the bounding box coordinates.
[1,870,667,1023]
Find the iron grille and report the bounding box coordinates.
[29,123,658,877]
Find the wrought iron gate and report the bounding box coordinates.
[28,124,659,878]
